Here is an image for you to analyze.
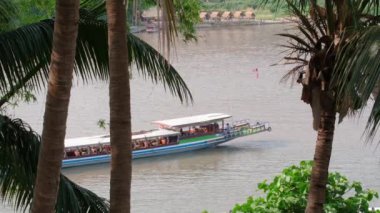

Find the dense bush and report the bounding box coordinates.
[232,161,379,213]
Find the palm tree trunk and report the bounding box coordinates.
[306,110,336,213]
[31,0,79,212]
[106,0,132,212]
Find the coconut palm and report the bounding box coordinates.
[31,0,80,211]
[265,0,380,211]
[0,114,110,212]
[106,0,185,211]
[106,0,132,211]
[0,0,194,211]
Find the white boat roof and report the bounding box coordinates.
[132,129,179,140]
[152,113,232,128]
[65,129,179,148]
[65,135,110,148]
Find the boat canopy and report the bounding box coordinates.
[65,129,179,148]
[132,129,179,140]
[152,113,232,128]
[65,135,110,148]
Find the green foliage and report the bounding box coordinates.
[97,119,107,130]
[232,161,379,213]
[174,0,201,41]
[14,0,55,26]
[0,0,17,31]
[0,115,110,212]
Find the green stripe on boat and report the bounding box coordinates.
[179,135,219,144]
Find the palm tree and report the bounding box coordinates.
[0,114,110,212]
[31,0,80,211]
[0,0,195,211]
[106,0,183,211]
[106,0,132,211]
[266,0,380,211]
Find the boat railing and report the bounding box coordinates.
[223,121,271,139]
[232,119,251,127]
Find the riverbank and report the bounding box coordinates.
[197,18,292,28]
[131,18,293,33]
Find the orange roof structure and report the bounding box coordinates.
[244,10,255,18]
[210,11,220,19]
[221,11,233,19]
[200,11,208,19]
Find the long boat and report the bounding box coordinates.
[63,113,271,168]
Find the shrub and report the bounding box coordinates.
[232,161,379,213]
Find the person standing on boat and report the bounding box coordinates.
[226,123,231,137]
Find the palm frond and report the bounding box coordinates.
[287,0,319,39]
[128,34,193,103]
[0,116,39,211]
[0,4,192,105]
[0,115,110,212]
[277,33,314,51]
[0,20,52,95]
[156,0,178,57]
[332,26,380,139]
[57,175,109,213]
[0,16,110,98]
[280,64,306,85]
[80,0,106,19]
[75,18,109,83]
[359,0,380,16]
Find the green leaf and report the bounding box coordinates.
[0,115,109,212]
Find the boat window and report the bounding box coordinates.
[168,135,178,143]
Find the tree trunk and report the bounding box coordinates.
[306,109,336,213]
[106,0,132,212]
[31,0,79,212]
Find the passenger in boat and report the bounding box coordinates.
[81,148,88,156]
[160,138,167,145]
[91,147,98,155]
[103,145,111,153]
[151,139,158,147]
[214,123,219,132]
[143,141,149,148]
[180,128,184,136]
[190,126,196,134]
[74,149,81,157]
[226,123,231,137]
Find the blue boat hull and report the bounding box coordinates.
[62,134,229,168]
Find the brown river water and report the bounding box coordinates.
[3,24,380,212]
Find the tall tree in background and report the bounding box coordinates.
[268,0,380,211]
[31,0,79,211]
